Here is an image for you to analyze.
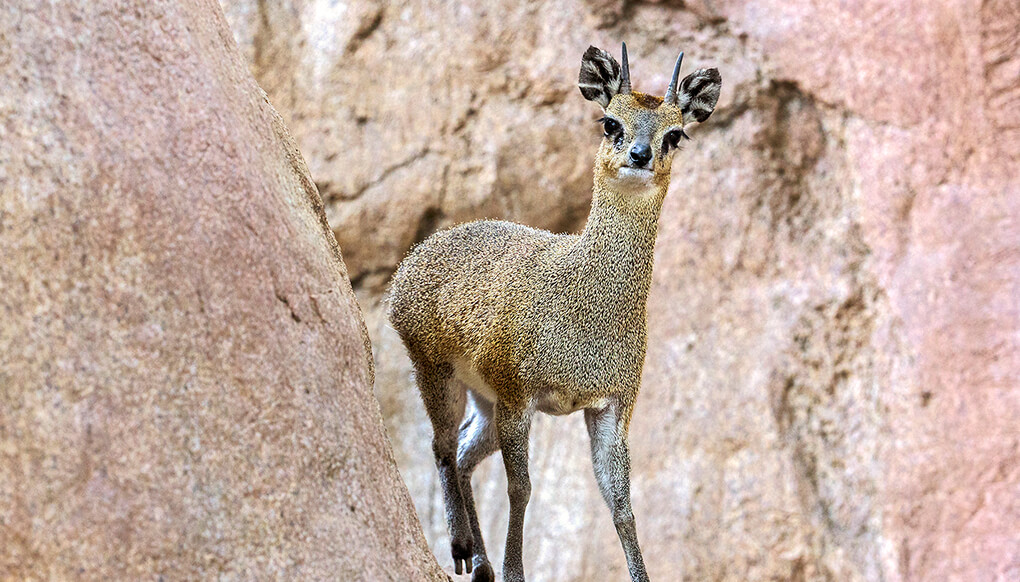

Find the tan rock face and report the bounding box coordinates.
[221,0,1019,580]
[0,1,445,580]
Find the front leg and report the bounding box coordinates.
[585,402,649,582]
[495,402,533,582]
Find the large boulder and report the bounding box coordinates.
[0,0,446,579]
[221,0,1019,580]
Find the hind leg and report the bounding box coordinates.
[457,391,499,582]
[414,360,473,574]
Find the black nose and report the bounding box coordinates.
[629,143,652,167]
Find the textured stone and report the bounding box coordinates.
[0,1,445,580]
[221,0,1019,580]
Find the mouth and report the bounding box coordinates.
[617,166,654,180]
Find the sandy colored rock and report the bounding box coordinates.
[224,1,1019,581]
[0,0,446,579]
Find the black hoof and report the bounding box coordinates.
[451,538,473,575]
[471,561,494,582]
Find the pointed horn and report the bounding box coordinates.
[620,42,632,94]
[664,51,684,104]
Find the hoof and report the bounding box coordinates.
[451,538,473,575]
[471,561,494,582]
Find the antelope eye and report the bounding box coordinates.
[600,117,622,137]
[662,129,690,154]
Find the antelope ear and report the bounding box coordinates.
[678,68,721,124]
[578,46,622,109]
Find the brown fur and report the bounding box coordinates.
[387,45,721,582]
[631,91,665,109]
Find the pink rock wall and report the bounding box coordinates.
[220,0,1019,580]
[0,0,445,579]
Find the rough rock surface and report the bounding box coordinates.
[0,1,446,579]
[220,0,1019,580]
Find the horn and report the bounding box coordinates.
[620,42,632,94]
[664,51,684,104]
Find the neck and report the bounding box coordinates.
[579,179,667,255]
[572,179,668,307]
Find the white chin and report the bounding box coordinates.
[615,167,654,183]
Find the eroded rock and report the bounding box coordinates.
[0,1,445,579]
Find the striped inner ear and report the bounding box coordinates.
[578,46,622,108]
[678,68,722,122]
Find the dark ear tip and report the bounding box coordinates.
[693,109,714,122]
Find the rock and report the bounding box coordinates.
[221,0,1019,580]
[0,1,446,580]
